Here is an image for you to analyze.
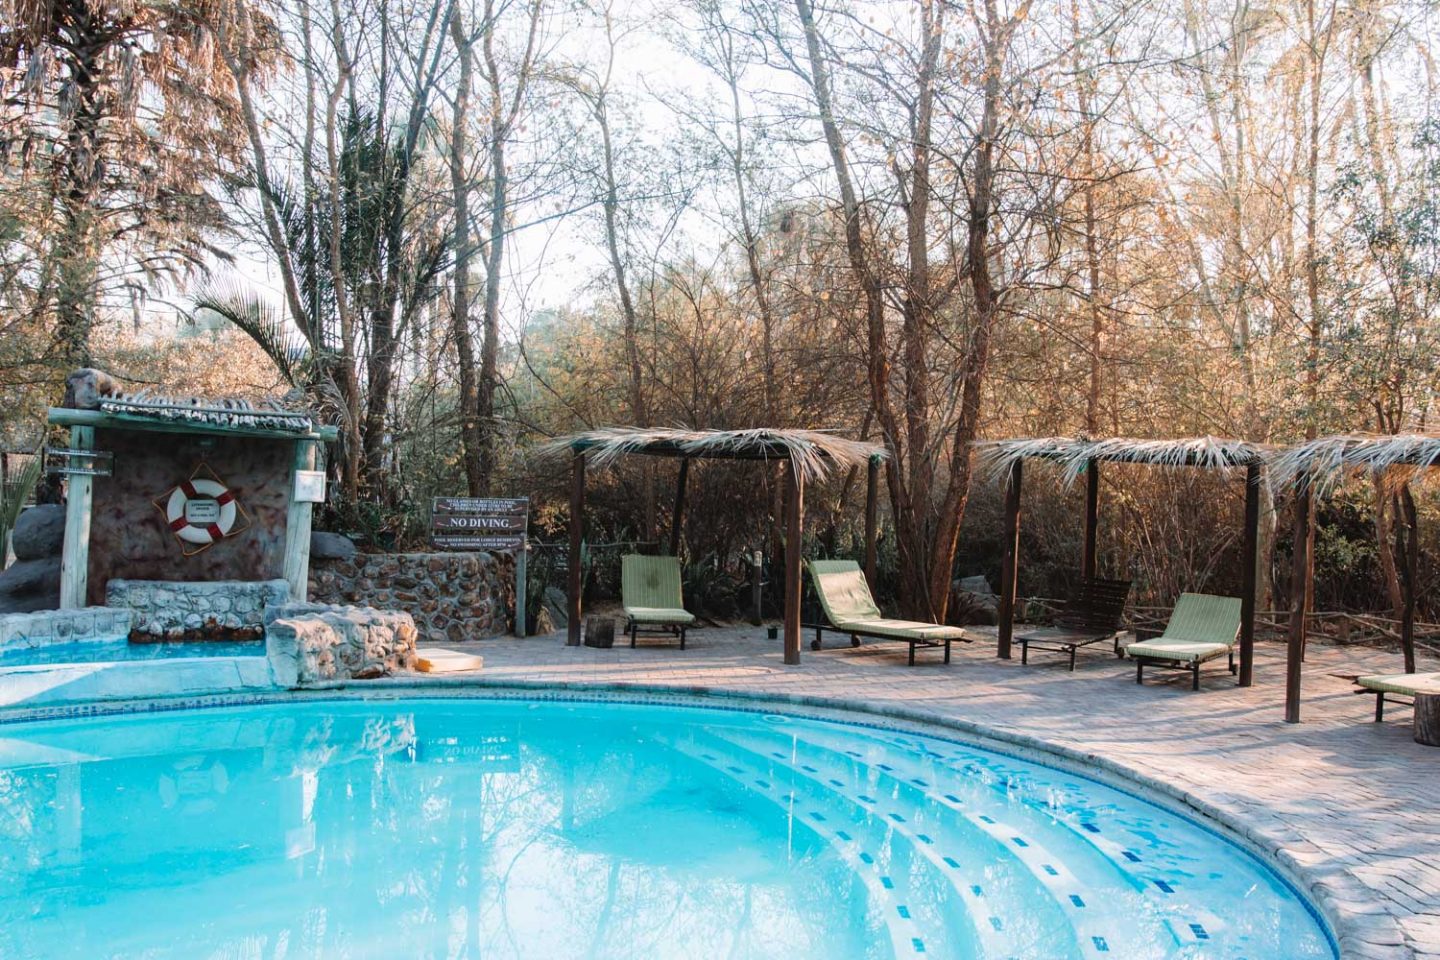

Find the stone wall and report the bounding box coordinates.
[308,552,514,644]
[106,578,290,641]
[0,607,133,648]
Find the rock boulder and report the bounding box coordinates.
[11,504,66,561]
[950,574,999,625]
[310,531,358,561]
[542,586,568,633]
[0,557,61,613]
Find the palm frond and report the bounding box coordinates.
[193,277,311,387]
[974,436,1268,486]
[538,426,887,482]
[1269,434,1440,493]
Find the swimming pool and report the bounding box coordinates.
[0,697,1335,959]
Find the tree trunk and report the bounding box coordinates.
[472,0,542,496]
[449,10,484,496]
[52,31,107,367]
[595,91,654,537]
[1375,475,1405,614]
[475,20,509,496]
[793,0,1020,623]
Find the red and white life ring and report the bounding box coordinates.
[165,478,237,545]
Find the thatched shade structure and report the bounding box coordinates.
[541,427,888,663]
[1270,434,1440,490]
[1269,433,1440,720]
[974,436,1268,688]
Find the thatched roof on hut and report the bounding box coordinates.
[539,427,886,481]
[974,436,1269,484]
[57,367,320,437]
[1269,433,1440,491]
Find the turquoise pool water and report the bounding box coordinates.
[0,639,265,667]
[0,698,1335,959]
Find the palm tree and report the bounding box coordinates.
[0,0,269,367]
[194,106,449,501]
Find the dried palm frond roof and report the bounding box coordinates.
[1269,434,1440,492]
[539,427,887,481]
[51,368,336,440]
[974,435,1269,485]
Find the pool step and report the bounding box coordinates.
[708,727,1162,958]
[0,657,274,709]
[672,738,967,958]
[413,648,484,673]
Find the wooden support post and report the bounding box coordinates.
[1285,482,1312,723]
[783,460,804,666]
[282,438,318,604]
[567,452,585,646]
[864,456,879,590]
[997,459,1022,659]
[670,457,690,557]
[515,540,528,638]
[59,425,94,609]
[1400,485,1419,674]
[1081,458,1099,581]
[1238,462,1260,687]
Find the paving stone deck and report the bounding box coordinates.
[444,622,1439,960]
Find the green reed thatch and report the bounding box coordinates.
[1269,434,1440,492]
[538,427,887,482]
[974,435,1268,485]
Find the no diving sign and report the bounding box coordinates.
[431,497,529,551]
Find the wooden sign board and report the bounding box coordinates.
[431,497,529,551]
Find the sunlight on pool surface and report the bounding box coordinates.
[0,698,1334,959]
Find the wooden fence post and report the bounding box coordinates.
[864,456,879,590]
[1285,482,1312,723]
[997,459,1022,659]
[567,452,585,646]
[783,460,804,666]
[1238,462,1260,687]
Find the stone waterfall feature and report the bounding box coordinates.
[263,603,417,688]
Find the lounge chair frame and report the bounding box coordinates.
[1133,650,1237,691]
[1353,672,1440,722]
[628,620,687,650]
[1127,593,1243,691]
[804,559,968,666]
[1016,576,1131,671]
[1362,689,1410,722]
[807,622,952,666]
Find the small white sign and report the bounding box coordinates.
[185,499,221,524]
[294,470,327,503]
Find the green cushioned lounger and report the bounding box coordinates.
[1356,671,1440,722]
[807,559,968,666]
[1125,593,1242,690]
[621,555,695,649]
